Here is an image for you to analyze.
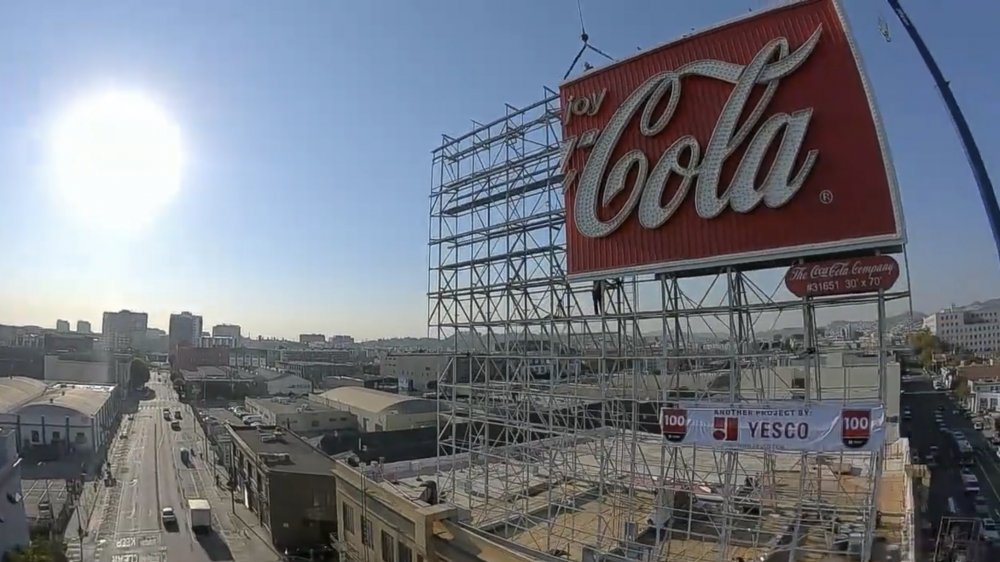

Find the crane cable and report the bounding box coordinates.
[563,0,614,80]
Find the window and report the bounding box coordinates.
[31,431,40,443]
[341,503,354,533]
[381,531,395,562]
[75,432,87,444]
[51,431,61,441]
[311,420,320,427]
[398,541,413,562]
[361,516,372,547]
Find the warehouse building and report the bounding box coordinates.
[228,425,338,550]
[312,387,438,432]
[0,377,121,455]
[243,397,356,435]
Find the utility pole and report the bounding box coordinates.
[886,0,1000,265]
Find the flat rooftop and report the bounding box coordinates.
[373,430,909,562]
[246,396,340,415]
[228,424,336,476]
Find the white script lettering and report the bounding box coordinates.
[568,27,823,238]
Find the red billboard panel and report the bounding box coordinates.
[560,0,905,278]
[784,255,900,298]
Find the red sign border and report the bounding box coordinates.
[559,0,907,280]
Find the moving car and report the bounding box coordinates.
[974,420,984,431]
[174,410,182,420]
[981,518,1000,543]
[161,506,177,526]
[170,421,181,431]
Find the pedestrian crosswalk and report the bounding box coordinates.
[65,540,81,562]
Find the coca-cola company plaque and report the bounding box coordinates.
[559,0,905,278]
[784,255,900,298]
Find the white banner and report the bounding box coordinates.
[660,402,885,452]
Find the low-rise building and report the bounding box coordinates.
[281,349,354,364]
[0,428,29,557]
[381,352,450,392]
[332,461,537,562]
[278,361,360,384]
[312,388,438,432]
[228,425,338,551]
[175,346,230,371]
[0,377,120,455]
[243,397,356,435]
[256,368,312,396]
[43,352,130,387]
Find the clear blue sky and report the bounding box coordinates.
[0,0,997,339]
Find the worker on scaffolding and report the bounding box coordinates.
[591,278,622,315]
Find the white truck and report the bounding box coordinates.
[188,498,212,533]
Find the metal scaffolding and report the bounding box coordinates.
[428,92,909,562]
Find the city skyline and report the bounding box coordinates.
[0,1,997,339]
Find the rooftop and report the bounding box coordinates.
[228,424,336,476]
[280,360,355,367]
[365,430,910,562]
[0,377,47,413]
[246,396,339,415]
[317,386,436,415]
[22,383,115,416]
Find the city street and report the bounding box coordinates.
[69,370,278,562]
[901,372,1000,555]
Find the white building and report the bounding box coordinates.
[923,303,1000,356]
[967,379,1000,414]
[381,352,451,392]
[0,428,29,557]
[257,368,312,396]
[0,378,120,454]
[312,387,438,432]
[199,335,236,348]
[243,397,356,434]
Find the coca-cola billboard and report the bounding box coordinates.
[560,0,905,278]
[784,255,900,298]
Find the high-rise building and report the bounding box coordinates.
[102,310,149,350]
[55,319,70,333]
[212,324,242,344]
[76,320,92,334]
[169,311,203,351]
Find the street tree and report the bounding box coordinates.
[129,359,151,389]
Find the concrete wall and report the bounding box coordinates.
[264,374,312,396]
[44,356,111,384]
[383,354,450,392]
[333,461,453,562]
[267,472,337,549]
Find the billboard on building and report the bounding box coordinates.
[660,402,886,452]
[559,0,905,278]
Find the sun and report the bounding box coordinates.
[50,90,184,227]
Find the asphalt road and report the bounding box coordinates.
[80,370,276,562]
[901,372,1000,556]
